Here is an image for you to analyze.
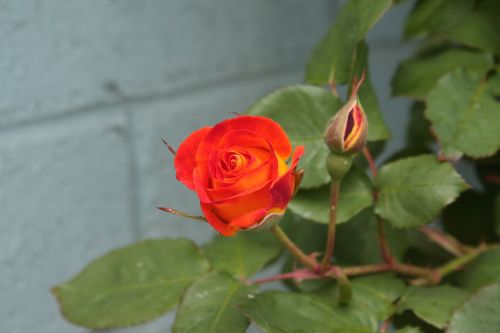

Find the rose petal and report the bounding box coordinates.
[196,116,292,167]
[206,162,274,202]
[174,127,211,189]
[211,185,273,222]
[270,146,304,209]
[200,203,235,236]
[229,208,268,229]
[193,167,212,203]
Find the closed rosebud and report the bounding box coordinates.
[324,97,367,154]
[324,72,368,154]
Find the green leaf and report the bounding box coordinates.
[306,0,392,85]
[173,272,254,333]
[396,327,424,333]
[246,85,342,188]
[404,0,472,39]
[52,238,209,329]
[442,190,498,246]
[406,102,433,147]
[405,0,500,54]
[350,41,391,141]
[375,155,468,228]
[496,193,500,235]
[288,166,373,224]
[426,70,500,158]
[397,285,470,329]
[458,249,500,291]
[392,48,493,99]
[202,232,281,279]
[240,291,375,333]
[448,283,500,333]
[314,274,406,328]
[336,209,412,264]
[488,72,500,96]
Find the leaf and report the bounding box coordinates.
[349,41,391,141]
[442,190,498,246]
[336,209,413,265]
[396,327,424,333]
[375,155,468,228]
[202,232,281,279]
[240,291,374,333]
[288,166,373,224]
[496,194,500,236]
[392,48,493,99]
[448,283,500,333]
[405,0,500,54]
[457,249,500,291]
[306,0,392,85]
[405,102,433,147]
[315,274,406,326]
[52,238,209,329]
[173,272,254,333]
[488,72,500,96]
[404,0,472,39]
[246,85,342,188]
[397,285,470,329]
[426,70,500,158]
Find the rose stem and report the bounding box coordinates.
[362,147,377,178]
[321,179,341,273]
[418,226,472,256]
[379,317,392,333]
[270,225,318,271]
[362,147,396,265]
[251,268,318,285]
[438,244,500,277]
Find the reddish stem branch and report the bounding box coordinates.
[377,217,396,265]
[321,180,341,273]
[362,147,378,178]
[379,317,392,333]
[251,269,318,285]
[419,226,472,256]
[363,147,396,265]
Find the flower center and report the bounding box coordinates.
[222,151,245,171]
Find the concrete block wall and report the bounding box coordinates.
[0,1,416,332]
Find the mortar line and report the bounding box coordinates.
[124,107,142,240]
[0,63,303,134]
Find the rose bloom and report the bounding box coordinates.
[174,115,304,236]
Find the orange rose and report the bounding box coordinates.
[174,115,304,236]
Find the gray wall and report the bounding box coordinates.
[0,1,414,332]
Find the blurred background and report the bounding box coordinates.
[0,1,416,332]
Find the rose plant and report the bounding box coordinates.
[52,0,500,332]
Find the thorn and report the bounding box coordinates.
[230,111,242,116]
[161,139,177,156]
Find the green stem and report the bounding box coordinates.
[326,267,352,305]
[437,244,500,277]
[270,225,317,271]
[321,180,341,273]
[394,262,439,282]
[342,263,392,276]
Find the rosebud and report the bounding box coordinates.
[324,73,368,154]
